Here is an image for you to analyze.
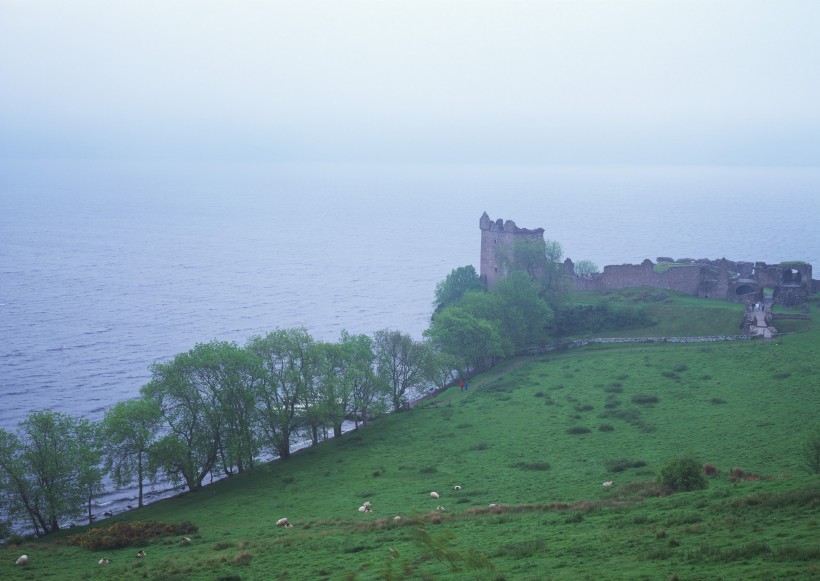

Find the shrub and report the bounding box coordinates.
[566,426,591,435]
[598,424,614,432]
[513,461,551,471]
[574,404,594,412]
[703,463,718,477]
[632,395,659,405]
[673,363,689,373]
[68,521,198,551]
[232,551,253,566]
[658,456,708,492]
[605,458,647,473]
[709,398,726,405]
[605,383,623,393]
[802,426,820,474]
[729,467,761,482]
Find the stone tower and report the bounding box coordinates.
[479,212,545,288]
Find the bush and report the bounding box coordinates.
[68,521,198,551]
[566,426,591,435]
[632,395,659,405]
[513,461,551,471]
[605,458,647,473]
[803,427,820,474]
[658,456,708,492]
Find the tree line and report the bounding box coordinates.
[0,328,443,537]
[1,239,639,538]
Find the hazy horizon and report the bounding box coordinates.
[1,0,818,167]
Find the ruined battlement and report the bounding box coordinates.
[480,213,816,308]
[479,212,545,288]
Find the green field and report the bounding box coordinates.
[3,292,819,580]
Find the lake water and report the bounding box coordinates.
[1,160,819,522]
[2,161,819,434]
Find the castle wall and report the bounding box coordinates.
[479,214,813,307]
[479,212,544,287]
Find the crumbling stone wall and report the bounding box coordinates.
[479,214,816,307]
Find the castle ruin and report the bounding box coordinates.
[479,212,816,308]
[479,211,545,288]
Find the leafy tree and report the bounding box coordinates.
[74,419,106,525]
[573,259,599,276]
[0,428,42,535]
[374,329,431,412]
[102,398,162,508]
[299,340,329,447]
[0,411,101,534]
[434,265,484,312]
[424,307,505,375]
[511,238,548,281]
[246,328,314,459]
[492,270,552,350]
[142,345,227,490]
[540,239,569,305]
[198,342,260,475]
[424,345,460,392]
[658,455,708,492]
[340,331,384,428]
[510,238,568,305]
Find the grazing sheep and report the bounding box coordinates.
[135,550,146,558]
[393,515,402,523]
[16,554,28,566]
[488,503,498,509]
[362,501,372,508]
[453,485,462,491]
[358,505,373,513]
[181,537,192,544]
[435,506,445,512]
[602,481,614,489]
[276,517,294,528]
[98,557,110,565]
[430,491,440,499]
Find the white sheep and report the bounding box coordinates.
[98,557,110,565]
[430,491,440,499]
[358,505,373,513]
[276,517,294,528]
[16,554,28,566]
[135,550,146,558]
[488,503,499,509]
[453,485,462,491]
[362,500,372,508]
[181,537,192,544]
[393,515,402,523]
[602,481,614,489]
[435,506,445,512]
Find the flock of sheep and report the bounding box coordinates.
[272,481,615,532]
[275,484,483,531]
[13,482,618,568]
[13,539,193,568]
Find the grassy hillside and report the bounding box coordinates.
[3,294,819,580]
[562,288,748,338]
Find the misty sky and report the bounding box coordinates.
[1,0,818,165]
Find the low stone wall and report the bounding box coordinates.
[518,335,750,356]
